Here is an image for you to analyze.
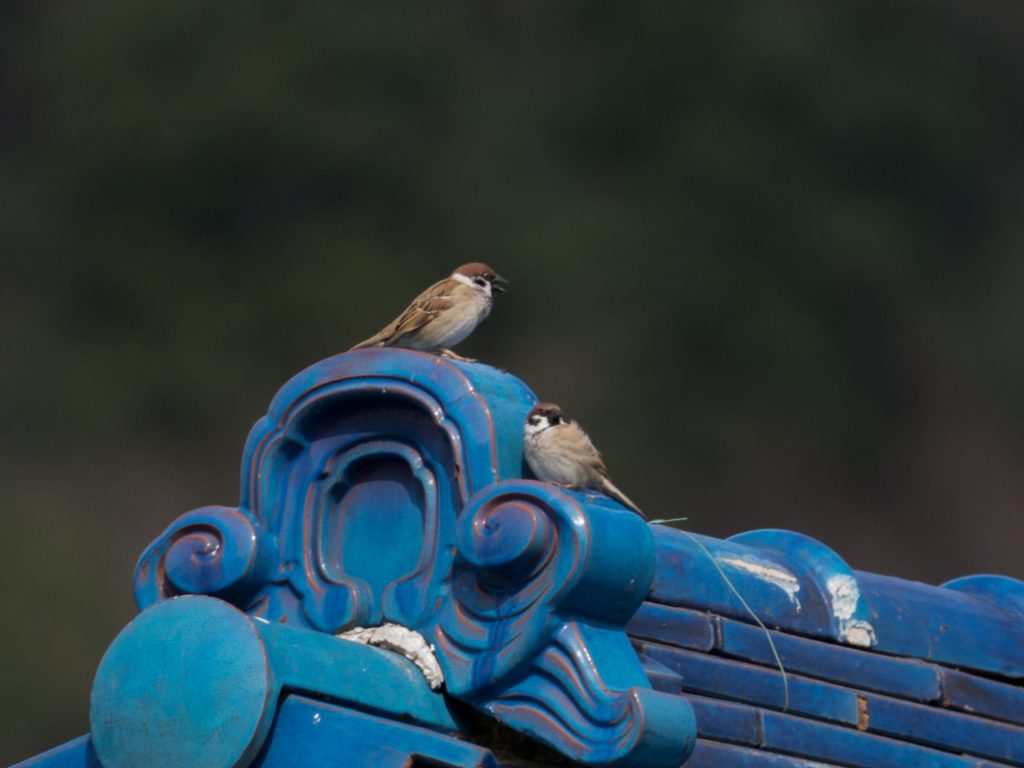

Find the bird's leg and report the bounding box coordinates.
[438,348,477,363]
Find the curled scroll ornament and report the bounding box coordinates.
[134,506,275,610]
[430,480,696,768]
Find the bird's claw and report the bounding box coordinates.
[439,348,477,363]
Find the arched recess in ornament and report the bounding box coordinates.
[247,382,468,632]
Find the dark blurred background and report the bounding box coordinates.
[4,1,1024,762]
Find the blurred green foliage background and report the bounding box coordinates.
[3,1,1024,762]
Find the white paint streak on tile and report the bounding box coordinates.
[719,555,801,609]
[826,574,877,647]
[844,621,877,648]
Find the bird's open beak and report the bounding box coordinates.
[492,274,509,293]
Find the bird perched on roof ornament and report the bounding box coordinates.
[524,402,646,519]
[350,263,508,361]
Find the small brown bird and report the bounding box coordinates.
[350,263,508,359]
[524,403,646,519]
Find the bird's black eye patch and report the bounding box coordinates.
[528,415,540,425]
[474,276,487,286]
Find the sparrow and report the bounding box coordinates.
[350,263,508,359]
[524,403,646,519]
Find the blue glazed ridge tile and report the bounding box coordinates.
[627,601,717,651]
[635,640,861,726]
[862,694,1024,766]
[651,526,1024,681]
[10,735,100,768]
[718,616,942,703]
[635,638,1024,766]
[688,695,765,746]
[941,668,1024,727]
[254,695,498,768]
[688,739,846,767]
[761,708,988,768]
[637,649,685,694]
[858,572,1024,680]
[689,697,1001,768]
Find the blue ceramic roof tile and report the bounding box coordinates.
[942,668,1024,727]
[636,640,861,725]
[627,601,718,651]
[652,530,822,635]
[254,695,497,768]
[944,574,1024,621]
[635,639,1024,765]
[638,651,686,694]
[862,694,1024,766]
[759,706,1002,768]
[715,613,943,701]
[858,571,1024,678]
[687,695,765,746]
[650,526,1024,680]
[12,736,100,768]
[688,740,844,767]
[637,528,1024,766]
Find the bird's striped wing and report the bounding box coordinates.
[576,425,644,517]
[564,422,609,477]
[391,295,454,338]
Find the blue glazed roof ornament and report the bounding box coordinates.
[126,348,696,768]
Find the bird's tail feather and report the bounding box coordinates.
[598,477,646,519]
[348,334,386,351]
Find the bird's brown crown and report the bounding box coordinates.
[528,402,563,420]
[454,262,499,280]
[453,263,508,293]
